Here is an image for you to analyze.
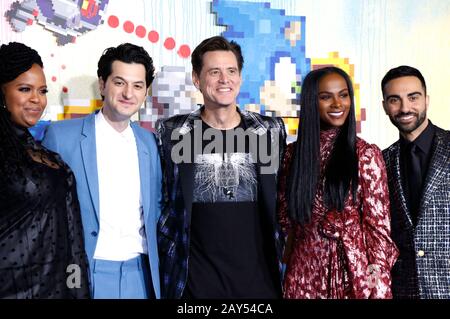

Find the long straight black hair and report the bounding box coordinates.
[287,66,358,224]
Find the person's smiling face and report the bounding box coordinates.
[382,75,429,137]
[193,50,242,110]
[2,63,48,128]
[99,60,147,122]
[317,72,351,129]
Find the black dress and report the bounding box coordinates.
[0,124,90,299]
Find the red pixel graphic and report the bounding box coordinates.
[107,15,191,59]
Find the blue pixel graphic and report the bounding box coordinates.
[212,0,311,111]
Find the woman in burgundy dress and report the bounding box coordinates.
[278,66,398,298]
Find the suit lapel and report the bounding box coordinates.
[80,113,100,221]
[392,143,415,228]
[418,130,449,221]
[245,116,277,225]
[174,112,200,225]
[133,123,151,222]
[178,163,194,222]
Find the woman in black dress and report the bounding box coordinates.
[0,42,90,298]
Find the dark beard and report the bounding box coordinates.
[389,110,426,134]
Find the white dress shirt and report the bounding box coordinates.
[93,110,147,261]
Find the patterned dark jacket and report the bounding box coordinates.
[383,125,450,299]
[155,106,287,299]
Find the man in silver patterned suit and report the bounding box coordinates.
[381,65,450,299]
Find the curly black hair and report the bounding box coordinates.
[0,42,43,102]
[0,42,44,161]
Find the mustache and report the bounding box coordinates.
[394,112,417,119]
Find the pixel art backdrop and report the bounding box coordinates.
[1,0,449,148]
[6,0,109,45]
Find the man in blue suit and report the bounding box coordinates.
[42,43,162,299]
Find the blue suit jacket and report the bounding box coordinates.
[42,111,162,299]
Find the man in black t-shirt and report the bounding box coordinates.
[156,36,287,299]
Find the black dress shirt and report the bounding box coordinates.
[400,121,436,225]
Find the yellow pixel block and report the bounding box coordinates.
[60,99,103,119]
[311,52,361,122]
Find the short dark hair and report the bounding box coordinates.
[97,43,155,89]
[381,65,427,97]
[191,36,244,76]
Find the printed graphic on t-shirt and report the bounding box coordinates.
[193,152,257,203]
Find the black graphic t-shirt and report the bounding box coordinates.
[183,120,279,299]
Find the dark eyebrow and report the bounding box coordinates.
[385,94,400,100]
[407,91,422,97]
[14,82,31,87]
[318,88,349,94]
[112,76,145,85]
[14,82,47,89]
[207,67,238,72]
[386,92,422,100]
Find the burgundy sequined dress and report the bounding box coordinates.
[278,128,399,299]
